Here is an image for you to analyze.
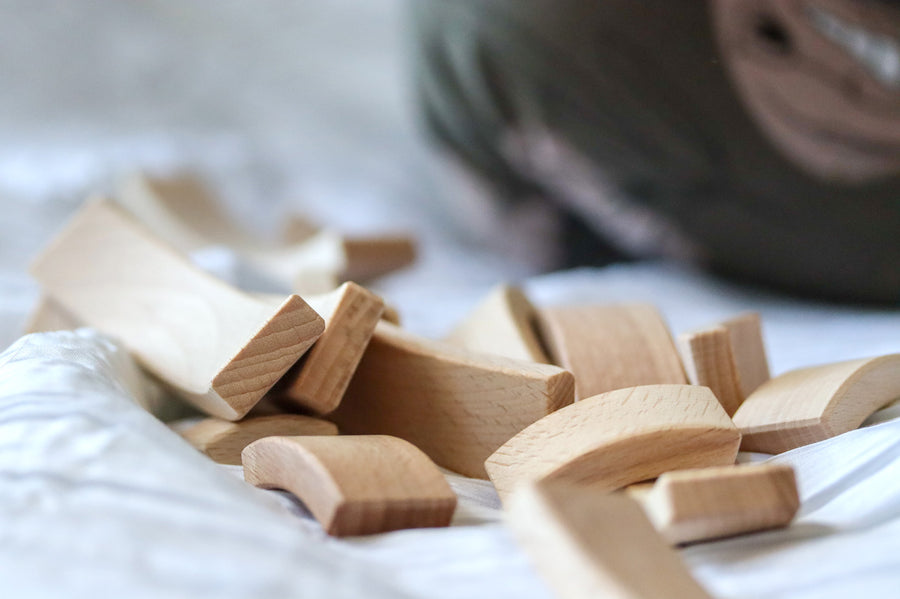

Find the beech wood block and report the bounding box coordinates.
[485,385,741,500]
[536,304,686,399]
[329,321,575,478]
[24,295,81,334]
[181,414,338,465]
[507,481,712,599]
[445,284,549,363]
[30,199,324,420]
[733,354,900,453]
[272,282,384,414]
[678,326,743,416]
[721,313,770,399]
[636,463,799,545]
[242,435,457,536]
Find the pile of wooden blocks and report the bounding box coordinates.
[27,174,900,599]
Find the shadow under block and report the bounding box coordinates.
[444,284,549,363]
[328,321,575,479]
[536,304,686,399]
[732,354,900,453]
[30,199,325,420]
[506,481,712,599]
[181,414,338,465]
[272,282,385,414]
[242,435,457,536]
[485,385,741,500]
[636,463,799,545]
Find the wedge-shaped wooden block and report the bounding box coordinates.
[30,199,325,420]
[181,414,338,465]
[485,385,741,499]
[242,435,457,536]
[507,481,712,599]
[24,295,81,334]
[329,321,575,478]
[636,463,799,545]
[445,284,549,363]
[733,354,900,453]
[722,313,770,399]
[536,304,686,399]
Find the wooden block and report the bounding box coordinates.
[636,463,799,545]
[506,481,712,599]
[445,284,549,363]
[341,236,417,282]
[485,385,741,500]
[536,304,686,399]
[30,199,325,420]
[242,435,457,536]
[271,282,385,414]
[23,295,81,334]
[721,312,770,399]
[328,321,575,478]
[181,414,338,465]
[677,326,743,416]
[733,354,900,453]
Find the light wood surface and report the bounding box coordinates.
[328,321,575,478]
[30,199,324,420]
[635,463,799,545]
[678,326,743,416]
[23,295,82,333]
[485,385,741,500]
[536,304,686,399]
[506,481,712,599]
[272,282,385,414]
[445,284,549,363]
[722,312,770,399]
[733,354,900,453]
[242,435,457,536]
[181,414,338,465]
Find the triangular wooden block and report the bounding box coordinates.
[329,321,575,478]
[242,435,457,536]
[536,304,686,399]
[507,481,712,599]
[733,354,900,453]
[30,199,324,420]
[485,385,741,500]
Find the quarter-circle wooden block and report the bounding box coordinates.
[485,385,741,500]
[180,415,338,465]
[732,354,900,453]
[30,199,325,420]
[329,321,575,479]
[242,435,457,536]
[536,304,686,399]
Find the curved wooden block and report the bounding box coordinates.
[181,415,338,465]
[242,435,457,536]
[485,385,741,499]
[329,321,575,478]
[30,199,325,420]
[445,284,549,364]
[733,354,900,453]
[536,304,686,399]
[636,463,799,545]
[507,481,712,599]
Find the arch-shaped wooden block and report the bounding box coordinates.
[181,415,338,465]
[536,304,686,399]
[485,385,741,499]
[329,321,575,478]
[733,354,900,453]
[30,199,325,420]
[445,284,549,363]
[635,463,799,545]
[242,435,457,536]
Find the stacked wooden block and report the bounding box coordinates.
[27,174,900,598]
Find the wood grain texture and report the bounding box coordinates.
[507,481,712,599]
[329,321,575,478]
[30,199,324,420]
[722,312,770,399]
[445,284,549,363]
[485,385,741,500]
[733,354,900,453]
[636,463,799,545]
[536,303,686,399]
[181,414,338,465]
[678,326,743,416]
[242,435,457,536]
[272,282,384,414]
